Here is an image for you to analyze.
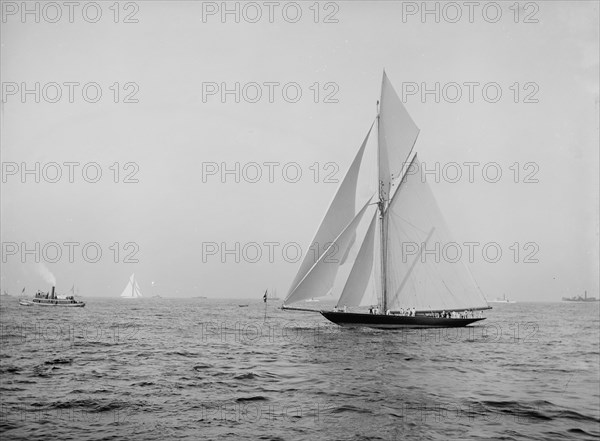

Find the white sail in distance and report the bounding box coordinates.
[121,274,143,299]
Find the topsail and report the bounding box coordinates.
[378,72,420,201]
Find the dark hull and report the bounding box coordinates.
[19,299,85,307]
[320,311,485,329]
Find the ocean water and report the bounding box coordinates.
[1,298,598,440]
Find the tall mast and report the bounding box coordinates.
[376,99,388,314]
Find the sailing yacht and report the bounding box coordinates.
[282,72,491,329]
[120,274,143,299]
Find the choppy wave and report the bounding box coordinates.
[1,299,598,440]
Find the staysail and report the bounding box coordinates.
[284,199,373,304]
[336,210,378,308]
[286,123,374,297]
[121,274,143,298]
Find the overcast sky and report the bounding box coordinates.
[1,1,598,301]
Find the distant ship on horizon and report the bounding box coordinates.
[489,294,516,304]
[562,291,598,303]
[19,286,85,307]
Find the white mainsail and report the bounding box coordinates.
[385,155,488,311]
[284,71,488,313]
[121,274,142,299]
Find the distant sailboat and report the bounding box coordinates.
[65,284,84,298]
[282,72,490,329]
[489,294,516,304]
[120,274,142,299]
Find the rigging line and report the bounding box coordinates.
[387,227,436,308]
[399,219,430,237]
[391,223,471,307]
[427,241,486,307]
[285,198,373,303]
[385,151,419,213]
[388,203,432,237]
[438,263,474,308]
[388,214,427,248]
[458,249,489,303]
[421,247,459,304]
[441,280,460,305]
